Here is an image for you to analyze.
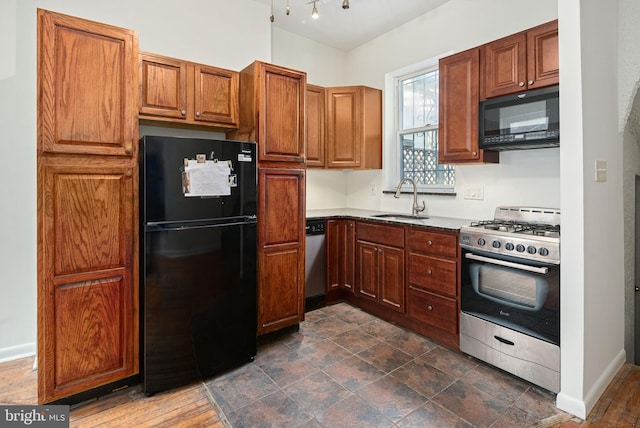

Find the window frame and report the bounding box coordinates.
[383,54,455,194]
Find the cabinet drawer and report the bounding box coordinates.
[357,222,404,248]
[408,252,457,297]
[408,229,457,257]
[408,286,457,334]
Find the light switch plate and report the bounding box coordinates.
[464,185,484,200]
[595,160,607,182]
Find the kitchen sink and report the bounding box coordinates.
[372,213,429,220]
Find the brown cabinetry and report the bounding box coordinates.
[37,9,139,403]
[325,86,382,169]
[228,61,307,335]
[305,84,325,167]
[326,219,355,294]
[355,222,405,313]
[484,20,558,98]
[139,52,239,129]
[407,228,459,349]
[439,48,498,164]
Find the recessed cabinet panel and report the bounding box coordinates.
[258,248,302,333]
[260,170,304,247]
[54,277,128,387]
[327,90,361,167]
[526,20,559,90]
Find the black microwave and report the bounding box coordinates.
[479,85,559,151]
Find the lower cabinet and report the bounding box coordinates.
[326,220,460,349]
[355,222,405,313]
[326,219,355,294]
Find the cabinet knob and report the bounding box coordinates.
[427,305,433,311]
[519,82,525,87]
[428,240,433,246]
[472,151,477,156]
[124,146,132,155]
[427,269,432,275]
[181,109,187,116]
[528,80,534,85]
[196,111,201,117]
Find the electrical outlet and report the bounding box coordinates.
[464,185,484,200]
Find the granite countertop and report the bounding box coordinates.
[306,208,474,232]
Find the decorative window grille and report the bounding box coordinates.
[398,68,454,188]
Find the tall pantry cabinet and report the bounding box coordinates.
[37,9,139,403]
[227,61,307,335]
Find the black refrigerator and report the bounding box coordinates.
[140,135,257,396]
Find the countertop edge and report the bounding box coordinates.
[306,208,474,232]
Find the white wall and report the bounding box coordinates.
[0,0,271,361]
[556,0,626,419]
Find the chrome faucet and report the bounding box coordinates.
[394,178,426,217]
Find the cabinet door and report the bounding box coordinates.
[439,48,497,164]
[259,63,306,163]
[356,241,378,301]
[326,87,362,168]
[326,220,341,291]
[305,84,325,167]
[38,9,138,157]
[257,168,305,334]
[193,64,239,127]
[379,245,405,313]
[342,220,355,291]
[38,159,138,403]
[484,32,527,98]
[527,20,559,90]
[139,53,188,120]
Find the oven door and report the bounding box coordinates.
[461,249,560,345]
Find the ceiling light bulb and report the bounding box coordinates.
[342,0,350,9]
[286,0,290,15]
[270,0,275,22]
[311,1,319,19]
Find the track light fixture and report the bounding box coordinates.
[269,0,351,23]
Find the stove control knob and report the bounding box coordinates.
[539,247,549,256]
[505,243,514,251]
[527,245,537,254]
[516,244,526,252]
[492,240,501,249]
[477,238,486,246]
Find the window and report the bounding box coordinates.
[398,67,454,190]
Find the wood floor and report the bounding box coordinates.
[1,355,638,427]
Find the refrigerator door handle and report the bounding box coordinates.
[146,218,255,232]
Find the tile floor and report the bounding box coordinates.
[204,302,570,428]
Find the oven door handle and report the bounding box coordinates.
[465,253,549,274]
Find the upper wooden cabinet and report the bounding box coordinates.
[38,8,138,157]
[325,86,382,170]
[37,9,139,403]
[139,52,239,129]
[305,84,326,167]
[484,20,558,99]
[439,48,498,164]
[228,61,306,164]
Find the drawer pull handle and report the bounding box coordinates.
[494,335,515,346]
[427,305,433,311]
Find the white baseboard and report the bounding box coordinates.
[556,348,626,420]
[0,343,36,364]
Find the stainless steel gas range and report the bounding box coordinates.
[459,206,560,393]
